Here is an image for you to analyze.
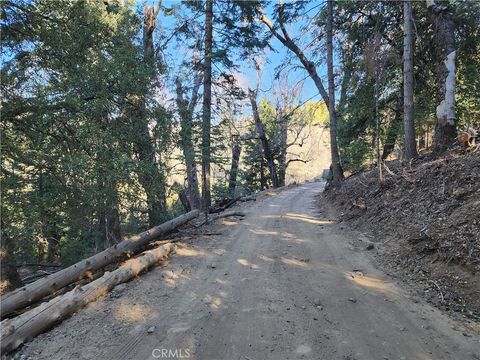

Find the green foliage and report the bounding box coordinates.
[341,139,371,174]
[59,230,98,267]
[1,0,172,269]
[241,136,268,193]
[456,0,480,126]
[336,0,480,172]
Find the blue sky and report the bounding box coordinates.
[1,1,331,111]
[154,0,330,108]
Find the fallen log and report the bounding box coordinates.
[239,194,256,202]
[197,211,246,227]
[0,210,199,319]
[21,270,55,284]
[6,268,106,320]
[209,197,241,213]
[458,127,480,149]
[209,193,256,213]
[0,243,174,354]
[211,211,245,220]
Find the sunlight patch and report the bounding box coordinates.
[281,256,309,268]
[175,246,206,257]
[237,258,260,270]
[345,272,395,295]
[114,303,158,323]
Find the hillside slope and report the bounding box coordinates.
[322,150,480,320]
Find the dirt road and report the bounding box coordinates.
[16,182,479,360]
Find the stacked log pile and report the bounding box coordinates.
[1,244,174,354]
[457,127,479,150]
[0,210,200,354]
[1,210,199,319]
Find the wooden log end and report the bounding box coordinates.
[457,132,470,145]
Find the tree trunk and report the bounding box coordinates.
[176,75,202,210]
[327,0,344,185]
[183,161,201,211]
[96,201,106,251]
[179,189,191,212]
[143,3,160,62]
[427,0,457,154]
[138,2,168,227]
[0,258,23,294]
[374,78,384,184]
[228,141,242,197]
[277,116,288,187]
[136,150,168,227]
[38,172,59,263]
[96,155,121,249]
[202,0,213,212]
[260,158,266,191]
[248,89,279,188]
[105,208,121,249]
[426,123,431,149]
[418,127,426,150]
[338,44,353,114]
[0,243,174,354]
[403,0,418,160]
[96,185,121,249]
[0,226,23,294]
[0,210,199,319]
[382,105,402,160]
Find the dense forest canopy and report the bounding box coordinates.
[1,0,479,291]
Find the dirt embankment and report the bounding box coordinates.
[321,150,480,321]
